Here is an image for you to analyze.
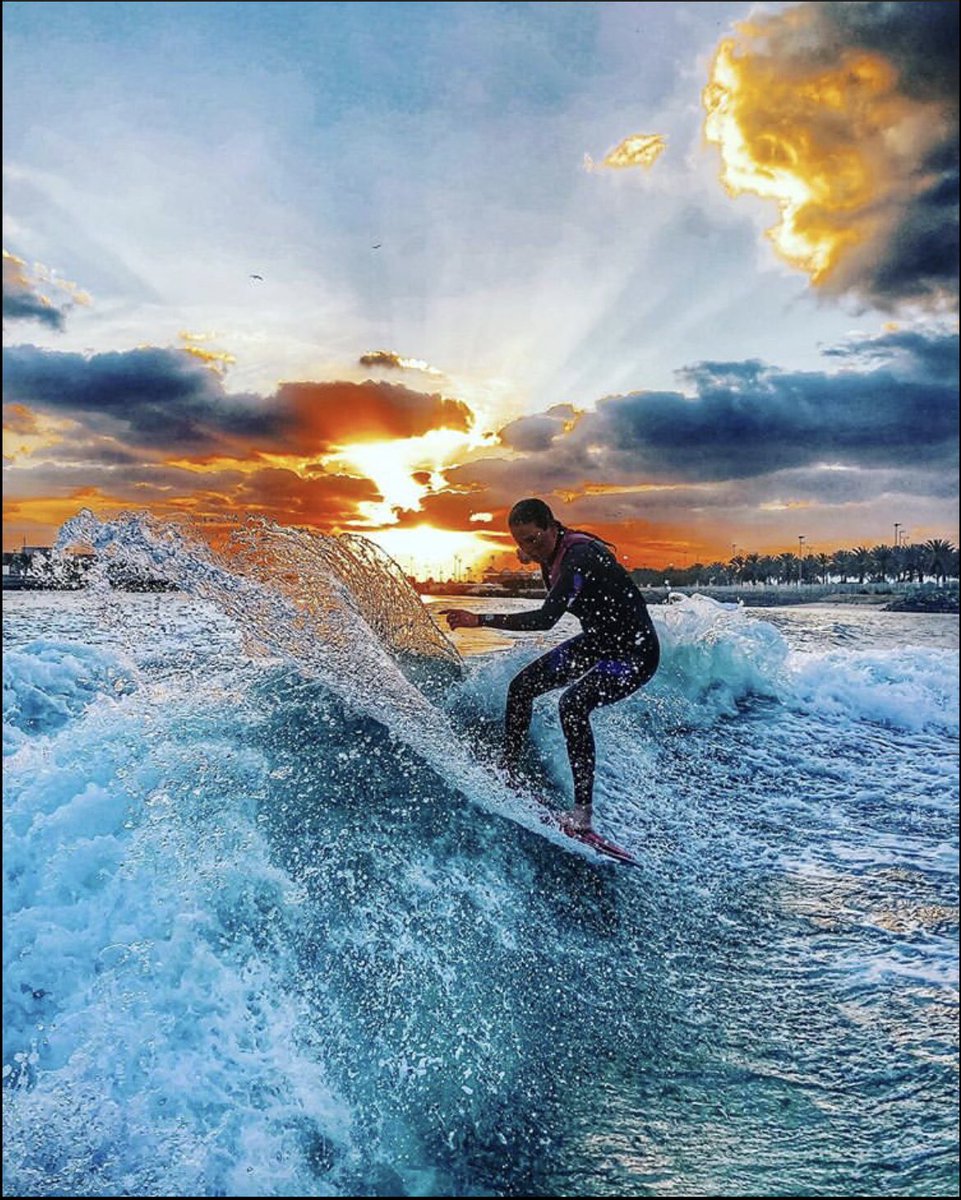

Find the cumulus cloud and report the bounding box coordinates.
[703,1,958,310]
[2,251,88,330]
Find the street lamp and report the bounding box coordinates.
[798,535,805,585]
[894,522,901,549]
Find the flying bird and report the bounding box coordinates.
[371,243,382,249]
[249,273,264,280]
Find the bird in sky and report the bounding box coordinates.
[371,244,381,249]
[249,273,264,280]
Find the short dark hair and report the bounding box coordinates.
[508,498,556,529]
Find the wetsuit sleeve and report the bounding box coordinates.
[480,544,593,631]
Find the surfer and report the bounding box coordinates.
[441,498,659,834]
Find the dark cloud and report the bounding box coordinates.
[587,331,958,481]
[2,345,278,454]
[230,466,381,525]
[820,326,960,380]
[442,328,958,509]
[357,350,443,377]
[2,256,68,329]
[358,350,404,369]
[827,2,959,104]
[498,404,577,452]
[805,1,958,308]
[1,346,474,460]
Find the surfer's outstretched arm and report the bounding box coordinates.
[440,547,589,634]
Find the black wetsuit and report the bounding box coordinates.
[479,531,660,808]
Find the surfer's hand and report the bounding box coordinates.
[561,804,593,833]
[439,608,480,630]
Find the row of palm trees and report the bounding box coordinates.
[632,539,959,589]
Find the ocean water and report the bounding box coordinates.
[3,514,958,1197]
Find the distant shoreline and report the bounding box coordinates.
[423,584,959,613]
[5,580,958,613]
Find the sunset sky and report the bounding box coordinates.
[3,0,958,576]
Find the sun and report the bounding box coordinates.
[366,524,499,581]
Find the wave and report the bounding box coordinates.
[4,512,958,1196]
[50,511,579,849]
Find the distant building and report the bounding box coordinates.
[482,566,542,591]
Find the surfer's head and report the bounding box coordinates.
[508,497,560,565]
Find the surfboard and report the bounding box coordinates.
[462,726,639,865]
[534,802,639,866]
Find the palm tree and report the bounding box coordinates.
[758,555,778,585]
[777,552,796,586]
[850,545,872,584]
[871,544,895,583]
[924,539,956,585]
[831,549,853,583]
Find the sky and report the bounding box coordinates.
[3,0,958,576]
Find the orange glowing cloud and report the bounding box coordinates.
[2,403,73,460]
[277,380,473,452]
[702,2,959,308]
[1,465,382,552]
[3,489,130,538]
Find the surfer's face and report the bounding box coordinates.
[510,521,557,565]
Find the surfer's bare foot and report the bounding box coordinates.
[561,804,593,833]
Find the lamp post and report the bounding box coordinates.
[798,535,805,585]
[894,522,901,550]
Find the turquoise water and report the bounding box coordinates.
[3,515,958,1196]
